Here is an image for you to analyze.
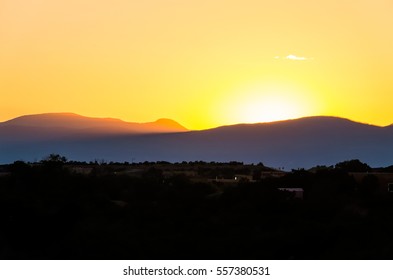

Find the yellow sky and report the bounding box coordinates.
[1,0,393,129]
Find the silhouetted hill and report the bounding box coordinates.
[0,113,187,141]
[1,115,393,169]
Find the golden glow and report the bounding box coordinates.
[215,82,323,125]
[241,95,306,124]
[1,0,393,129]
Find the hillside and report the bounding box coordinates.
[1,115,393,169]
[0,113,188,141]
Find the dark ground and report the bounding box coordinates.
[1,158,393,260]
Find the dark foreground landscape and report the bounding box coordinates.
[1,155,393,259]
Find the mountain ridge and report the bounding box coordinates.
[0,113,188,136]
[1,113,393,168]
[1,113,390,131]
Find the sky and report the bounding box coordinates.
[1,0,393,129]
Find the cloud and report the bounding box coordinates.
[274,54,313,61]
[286,54,307,61]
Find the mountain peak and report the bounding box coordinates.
[0,113,188,134]
[153,118,188,131]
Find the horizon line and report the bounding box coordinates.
[1,112,392,130]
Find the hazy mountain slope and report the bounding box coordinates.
[1,116,393,169]
[0,113,187,141]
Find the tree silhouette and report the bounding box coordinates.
[41,154,68,164]
[335,159,371,172]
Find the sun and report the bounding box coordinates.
[241,94,305,123]
[216,83,318,125]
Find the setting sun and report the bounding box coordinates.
[241,95,304,123]
[215,82,321,125]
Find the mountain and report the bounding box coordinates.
[1,115,393,169]
[0,113,187,141]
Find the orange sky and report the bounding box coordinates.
[1,0,393,129]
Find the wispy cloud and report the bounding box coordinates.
[286,54,307,61]
[274,54,313,61]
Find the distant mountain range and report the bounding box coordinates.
[0,113,187,141]
[1,113,393,169]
